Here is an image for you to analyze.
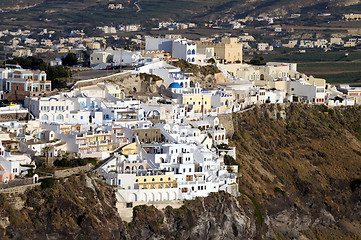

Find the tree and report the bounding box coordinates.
[62,53,78,66]
[208,58,216,64]
[249,56,266,66]
[43,145,53,167]
[4,56,44,69]
[46,65,71,80]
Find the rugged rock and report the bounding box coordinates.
[0,175,256,240]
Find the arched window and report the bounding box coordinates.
[41,114,49,121]
[56,114,64,122]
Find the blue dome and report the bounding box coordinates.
[168,82,182,89]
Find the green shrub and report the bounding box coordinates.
[41,178,56,189]
[53,157,97,168]
[249,196,263,224]
[217,143,230,150]
[274,187,286,196]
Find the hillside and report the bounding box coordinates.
[232,104,361,238]
[1,0,361,29]
[0,0,44,11]
[0,104,361,239]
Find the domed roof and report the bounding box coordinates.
[168,82,182,89]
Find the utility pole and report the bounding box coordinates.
[201,94,204,119]
[120,48,122,73]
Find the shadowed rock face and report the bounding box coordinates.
[1,175,256,240]
[128,193,256,240]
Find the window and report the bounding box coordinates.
[168,177,171,181]
[135,179,138,182]
[160,178,163,181]
[144,179,147,182]
[152,178,155,182]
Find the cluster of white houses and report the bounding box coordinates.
[2,35,361,207]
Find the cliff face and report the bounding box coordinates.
[232,104,361,238]
[128,193,256,240]
[0,175,256,240]
[1,104,361,239]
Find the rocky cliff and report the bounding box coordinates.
[0,175,256,240]
[232,104,361,238]
[1,104,361,239]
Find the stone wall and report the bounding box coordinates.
[53,163,93,178]
[0,178,34,190]
[74,71,133,88]
[218,114,234,137]
[0,183,41,195]
[0,113,28,122]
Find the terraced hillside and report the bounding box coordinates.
[1,0,361,29]
[0,0,44,11]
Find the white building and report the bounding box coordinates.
[145,37,173,53]
[172,39,197,63]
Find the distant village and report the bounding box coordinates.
[1,20,361,216]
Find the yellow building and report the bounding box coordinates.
[303,75,326,87]
[121,142,138,155]
[219,90,235,114]
[183,92,212,113]
[86,42,101,50]
[60,125,82,134]
[198,37,242,63]
[343,14,361,21]
[135,174,178,189]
